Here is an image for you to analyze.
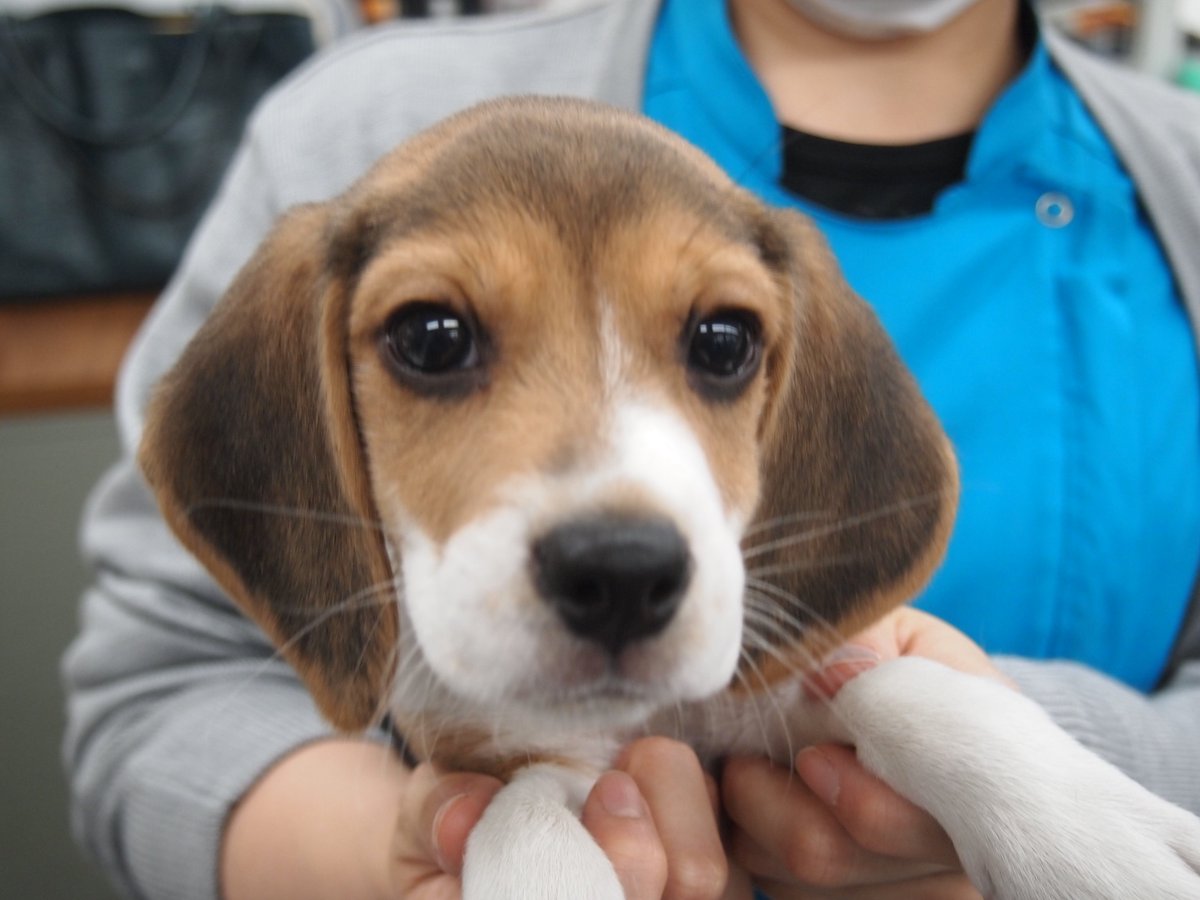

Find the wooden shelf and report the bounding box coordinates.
[0,292,156,415]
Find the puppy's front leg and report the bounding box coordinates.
[462,763,623,900]
[830,658,1200,900]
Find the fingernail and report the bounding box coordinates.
[820,644,882,670]
[596,771,647,819]
[797,747,840,806]
[431,792,467,872]
[805,644,883,699]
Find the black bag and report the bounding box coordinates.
[0,6,315,300]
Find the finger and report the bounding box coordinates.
[723,755,944,889]
[724,755,864,886]
[395,763,504,877]
[795,745,960,868]
[582,770,669,900]
[723,859,757,900]
[809,608,1014,702]
[622,737,729,899]
[894,609,1017,688]
[755,870,982,900]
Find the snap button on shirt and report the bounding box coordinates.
[1037,192,1075,228]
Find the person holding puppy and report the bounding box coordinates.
[65,0,1200,898]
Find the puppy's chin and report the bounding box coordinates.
[509,684,667,734]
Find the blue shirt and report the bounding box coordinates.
[644,0,1200,690]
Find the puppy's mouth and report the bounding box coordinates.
[503,660,672,730]
[511,670,658,708]
[510,650,684,713]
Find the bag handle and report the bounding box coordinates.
[0,6,220,147]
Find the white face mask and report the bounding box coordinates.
[784,0,986,39]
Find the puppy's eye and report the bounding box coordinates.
[686,311,762,399]
[381,302,483,394]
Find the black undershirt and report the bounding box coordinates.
[779,127,975,220]
[779,0,1037,220]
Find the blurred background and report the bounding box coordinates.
[0,0,1196,896]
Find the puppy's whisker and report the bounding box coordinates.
[409,666,443,761]
[735,643,793,764]
[350,598,397,732]
[263,591,397,620]
[199,579,402,756]
[260,581,399,674]
[746,553,864,581]
[670,696,691,745]
[740,616,852,711]
[741,493,947,560]
[743,588,864,735]
[739,623,846,739]
[367,643,401,733]
[271,582,399,653]
[388,643,425,709]
[742,510,835,540]
[740,600,807,649]
[744,578,847,660]
[182,497,388,532]
[739,626,805,685]
[740,613,819,685]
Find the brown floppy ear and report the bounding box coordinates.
[749,210,959,669]
[139,205,396,731]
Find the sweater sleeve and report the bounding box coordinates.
[62,123,342,900]
[995,655,1200,816]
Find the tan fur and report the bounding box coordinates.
[139,97,958,748]
[348,215,609,545]
[401,723,594,782]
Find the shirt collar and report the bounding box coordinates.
[655,0,1060,193]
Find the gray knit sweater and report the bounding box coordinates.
[63,2,1200,898]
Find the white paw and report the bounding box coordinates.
[462,765,623,900]
[836,658,1200,900]
[963,752,1200,900]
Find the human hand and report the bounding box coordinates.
[220,739,502,900]
[804,605,1013,700]
[224,736,736,900]
[722,606,1012,899]
[414,736,749,900]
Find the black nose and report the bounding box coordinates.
[532,515,691,655]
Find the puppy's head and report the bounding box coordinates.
[140,97,956,740]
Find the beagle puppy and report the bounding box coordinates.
[140,97,1200,899]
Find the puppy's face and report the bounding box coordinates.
[348,143,784,724]
[140,98,957,744]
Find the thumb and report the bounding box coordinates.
[395,763,504,878]
[895,608,1016,687]
[581,771,668,900]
